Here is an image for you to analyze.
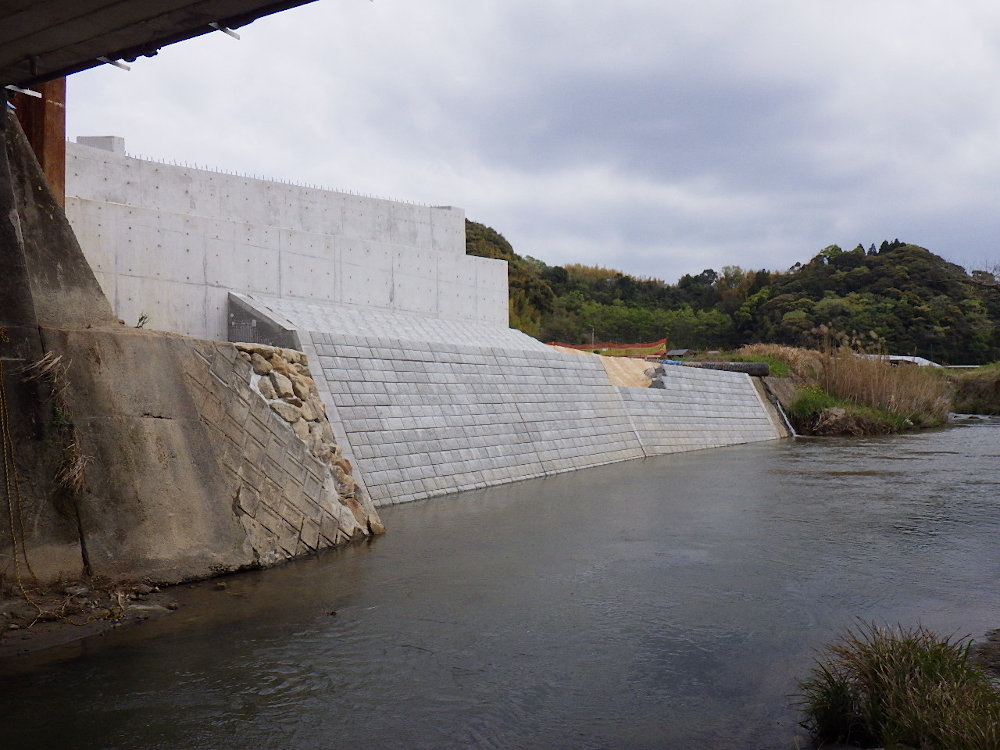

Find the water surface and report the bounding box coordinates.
[3,423,999,749]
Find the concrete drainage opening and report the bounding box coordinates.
[227,294,298,349]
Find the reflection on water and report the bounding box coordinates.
[3,423,999,749]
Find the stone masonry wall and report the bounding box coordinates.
[231,342,385,558]
[205,341,384,564]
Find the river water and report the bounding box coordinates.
[3,422,999,749]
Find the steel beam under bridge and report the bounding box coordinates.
[0,0,318,87]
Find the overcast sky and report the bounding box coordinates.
[67,0,1000,284]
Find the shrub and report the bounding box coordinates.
[797,622,1000,749]
[788,385,838,422]
[788,386,906,435]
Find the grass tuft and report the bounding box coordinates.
[797,622,1000,749]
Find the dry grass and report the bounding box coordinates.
[736,343,825,379]
[54,441,89,496]
[949,364,1000,415]
[20,352,92,495]
[737,342,951,428]
[20,351,69,400]
[817,349,952,427]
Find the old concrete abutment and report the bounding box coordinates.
[0,111,381,586]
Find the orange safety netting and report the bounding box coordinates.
[545,337,667,359]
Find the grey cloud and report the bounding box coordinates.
[66,0,1000,283]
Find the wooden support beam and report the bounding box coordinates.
[11,77,66,208]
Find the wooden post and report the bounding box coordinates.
[11,77,66,208]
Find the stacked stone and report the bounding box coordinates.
[235,342,383,534]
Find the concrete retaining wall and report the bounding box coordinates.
[2,111,384,586]
[618,366,781,454]
[311,334,646,505]
[64,138,508,340]
[60,135,786,516]
[239,295,784,506]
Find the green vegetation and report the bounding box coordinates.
[798,622,1000,749]
[789,388,908,435]
[736,342,951,434]
[465,221,554,338]
[949,363,1000,414]
[466,223,1000,365]
[788,384,843,421]
[703,349,792,377]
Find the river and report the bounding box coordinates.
[3,422,999,749]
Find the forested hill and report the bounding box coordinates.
[465,220,1000,365]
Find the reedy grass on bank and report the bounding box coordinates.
[817,348,951,427]
[798,622,1000,749]
[737,343,951,431]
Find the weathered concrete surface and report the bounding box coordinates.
[41,329,382,583]
[1,108,89,583]
[752,377,792,439]
[1,108,380,587]
[4,112,116,330]
[40,328,247,581]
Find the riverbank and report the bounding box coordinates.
[950,364,1000,415]
[737,343,953,436]
[0,578,187,664]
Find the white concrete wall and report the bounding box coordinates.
[65,139,508,339]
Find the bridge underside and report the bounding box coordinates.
[1,0,317,87]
